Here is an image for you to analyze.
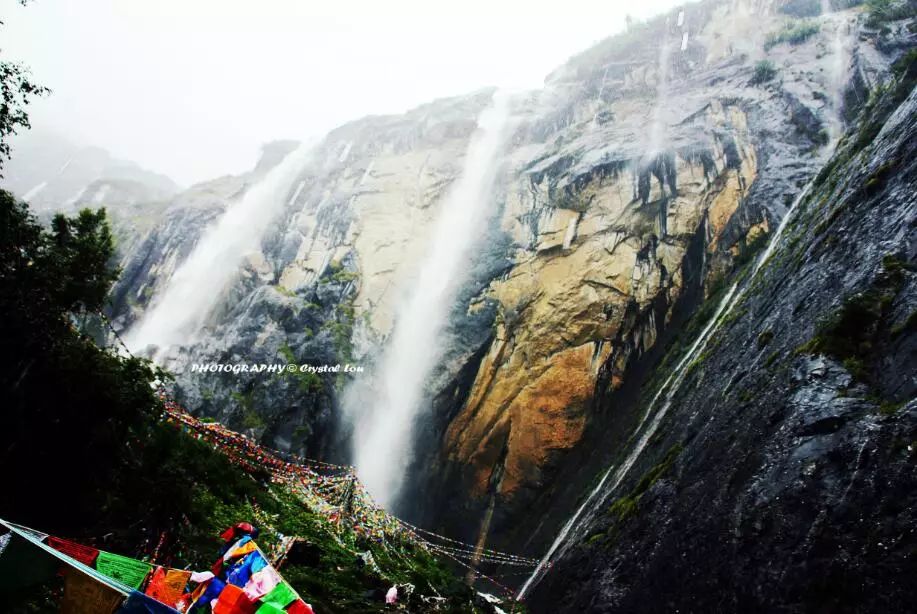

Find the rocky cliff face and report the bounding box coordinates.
[412,0,904,552]
[110,94,499,459]
[30,0,911,601]
[530,47,917,612]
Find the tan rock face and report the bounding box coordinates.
[442,103,757,500]
[276,124,473,338]
[350,148,463,335]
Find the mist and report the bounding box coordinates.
[1,0,684,187]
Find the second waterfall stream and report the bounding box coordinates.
[125,142,315,360]
[345,92,514,510]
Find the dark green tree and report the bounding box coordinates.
[0,1,50,176]
[0,190,272,556]
[0,193,163,531]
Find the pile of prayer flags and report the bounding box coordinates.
[2,519,321,613]
[190,535,314,614]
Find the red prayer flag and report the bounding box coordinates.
[145,566,191,608]
[48,536,100,567]
[211,583,258,614]
[286,599,314,614]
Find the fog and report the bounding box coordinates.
[1,0,683,187]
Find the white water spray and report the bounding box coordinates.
[347,92,513,509]
[519,178,819,598]
[821,1,854,142]
[126,143,314,359]
[644,26,673,161]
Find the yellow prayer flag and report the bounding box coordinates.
[60,568,123,614]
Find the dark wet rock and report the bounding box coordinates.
[531,71,917,614]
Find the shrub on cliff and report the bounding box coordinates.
[751,60,779,85]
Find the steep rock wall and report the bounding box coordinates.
[98,0,909,568]
[411,0,891,552]
[531,57,917,614]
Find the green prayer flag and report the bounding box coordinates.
[254,604,286,614]
[94,551,152,589]
[259,581,296,608]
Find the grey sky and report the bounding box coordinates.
[2,0,682,186]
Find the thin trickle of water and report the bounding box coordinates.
[338,141,353,163]
[126,142,315,360]
[839,422,878,503]
[345,92,514,509]
[22,181,47,202]
[287,180,306,207]
[64,186,87,207]
[358,160,375,186]
[519,180,817,598]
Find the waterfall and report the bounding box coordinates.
[125,142,315,360]
[519,177,819,599]
[821,0,854,142]
[345,92,513,509]
[644,27,672,161]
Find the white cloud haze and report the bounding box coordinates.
[1,0,683,186]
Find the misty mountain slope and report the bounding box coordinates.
[1,129,181,259]
[110,92,497,459]
[85,0,915,594]
[530,59,917,613]
[3,130,179,210]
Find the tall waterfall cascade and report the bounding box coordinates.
[345,92,514,509]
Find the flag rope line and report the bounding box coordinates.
[393,518,539,565]
[99,311,535,596]
[0,519,134,595]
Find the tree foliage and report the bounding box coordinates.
[0,194,162,532]
[0,16,50,175]
[865,0,917,27]
[0,192,273,549]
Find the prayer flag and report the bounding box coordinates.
[285,600,314,614]
[212,583,258,614]
[242,566,280,600]
[144,566,191,608]
[227,540,257,561]
[48,536,100,566]
[259,581,296,609]
[60,567,124,614]
[96,551,153,590]
[191,577,225,610]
